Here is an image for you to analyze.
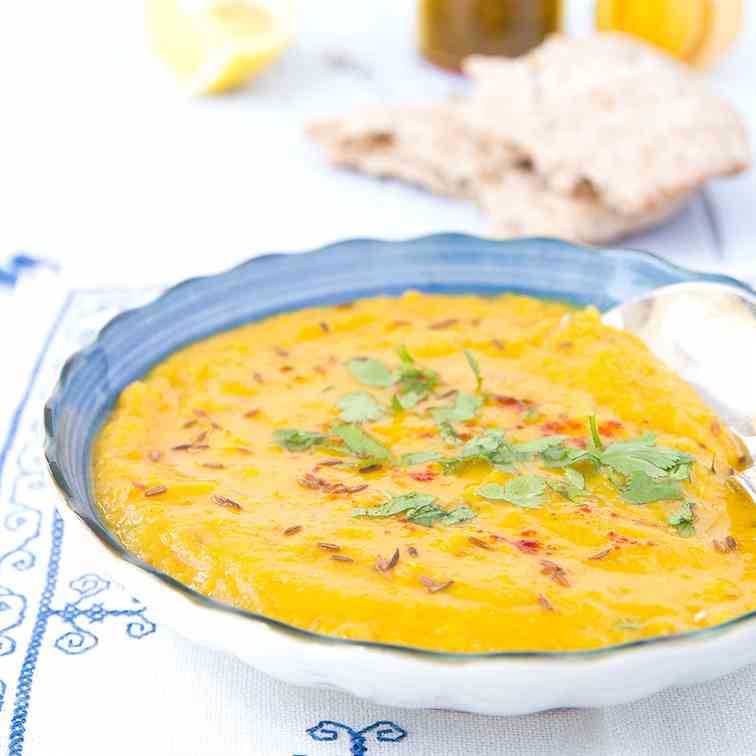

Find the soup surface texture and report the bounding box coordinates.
[93,292,752,652]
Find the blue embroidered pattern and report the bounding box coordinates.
[305,720,408,756]
[0,255,54,288]
[0,290,159,754]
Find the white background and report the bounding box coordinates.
[0,0,754,287]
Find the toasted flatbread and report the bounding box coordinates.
[307,103,522,199]
[462,33,750,215]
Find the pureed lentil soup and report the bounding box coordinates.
[93,292,753,653]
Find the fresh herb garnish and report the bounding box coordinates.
[668,501,696,537]
[337,391,384,423]
[346,357,394,387]
[477,475,546,509]
[438,420,462,446]
[400,451,443,466]
[273,428,327,451]
[431,391,482,424]
[622,471,684,505]
[393,347,439,409]
[333,423,391,460]
[463,349,482,392]
[546,467,587,502]
[353,491,476,527]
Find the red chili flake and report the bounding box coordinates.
[314,365,327,376]
[458,432,471,441]
[201,462,225,469]
[408,469,436,482]
[514,539,541,554]
[468,536,492,550]
[711,421,722,436]
[420,577,454,593]
[359,464,382,473]
[494,395,525,410]
[521,529,537,537]
[280,365,294,373]
[244,409,260,419]
[131,481,146,490]
[538,594,555,611]
[283,525,302,536]
[540,559,570,587]
[319,322,330,333]
[318,542,340,551]
[148,450,163,462]
[144,485,167,497]
[274,346,289,357]
[407,546,419,558]
[598,420,623,437]
[213,494,242,511]
[571,437,588,449]
[331,554,353,563]
[183,419,197,429]
[588,548,612,560]
[429,318,458,330]
[713,536,738,553]
[540,420,568,434]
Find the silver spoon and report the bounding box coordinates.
[602,281,756,499]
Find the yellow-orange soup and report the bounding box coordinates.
[93,292,752,652]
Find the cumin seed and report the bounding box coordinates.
[244,409,260,419]
[183,419,197,428]
[192,408,207,417]
[172,443,193,451]
[407,546,419,558]
[468,536,492,550]
[345,483,369,494]
[318,459,343,467]
[318,542,340,551]
[186,444,210,454]
[713,536,738,553]
[588,548,611,561]
[201,462,225,469]
[274,346,289,357]
[429,318,458,330]
[386,548,400,570]
[193,430,208,445]
[144,485,167,497]
[131,481,146,489]
[541,559,570,587]
[253,372,264,384]
[320,322,330,333]
[492,338,505,350]
[421,578,454,594]
[283,525,302,536]
[538,594,555,611]
[234,447,253,455]
[331,554,353,563]
[359,464,382,474]
[437,389,458,399]
[213,494,242,511]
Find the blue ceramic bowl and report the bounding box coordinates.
[43,234,756,714]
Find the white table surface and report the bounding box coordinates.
[0,0,754,288]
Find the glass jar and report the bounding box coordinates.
[418,0,562,72]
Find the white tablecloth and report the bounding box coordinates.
[1,1,756,753]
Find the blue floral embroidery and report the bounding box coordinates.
[305,720,407,756]
[0,255,55,288]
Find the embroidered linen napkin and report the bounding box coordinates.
[4,261,756,756]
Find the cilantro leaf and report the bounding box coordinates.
[668,501,696,537]
[431,392,482,423]
[333,423,391,460]
[477,475,546,509]
[337,391,384,423]
[346,357,394,387]
[441,429,516,472]
[546,467,587,502]
[353,491,476,527]
[597,433,695,479]
[393,359,439,409]
[438,420,462,446]
[541,444,591,468]
[621,471,684,504]
[273,428,326,451]
[463,349,482,392]
[513,435,570,457]
[400,451,443,466]
[397,344,414,364]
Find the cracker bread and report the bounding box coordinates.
[308,102,691,244]
[462,33,750,215]
[307,103,521,199]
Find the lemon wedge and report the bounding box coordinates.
[596,0,743,67]
[147,0,295,94]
